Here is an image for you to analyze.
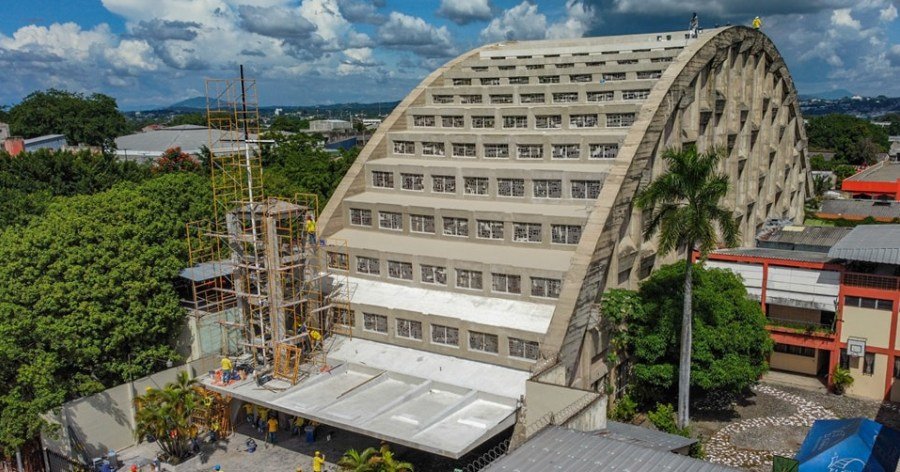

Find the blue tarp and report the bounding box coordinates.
[796,418,900,472]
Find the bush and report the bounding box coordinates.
[647,403,678,434]
[832,367,854,395]
[609,394,638,422]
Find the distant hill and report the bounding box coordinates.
[799,89,855,100]
[167,96,207,111]
[157,97,401,117]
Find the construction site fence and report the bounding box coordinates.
[456,438,510,472]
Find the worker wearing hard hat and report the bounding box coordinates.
[752,16,762,29]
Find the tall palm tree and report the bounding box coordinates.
[635,145,740,429]
[134,371,200,463]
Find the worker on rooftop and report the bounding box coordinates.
[689,12,699,38]
[266,415,279,446]
[305,214,317,246]
[220,356,233,383]
[753,16,762,29]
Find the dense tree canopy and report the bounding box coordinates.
[268,115,310,133]
[0,173,211,453]
[8,89,130,148]
[262,132,358,204]
[625,262,772,406]
[806,114,889,165]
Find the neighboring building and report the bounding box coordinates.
[114,124,254,163]
[841,161,900,201]
[890,137,900,162]
[817,199,900,222]
[23,134,66,152]
[707,225,900,402]
[0,122,9,141]
[309,119,352,132]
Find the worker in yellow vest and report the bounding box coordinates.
[752,16,762,29]
[221,356,233,383]
[305,215,317,246]
[313,451,326,472]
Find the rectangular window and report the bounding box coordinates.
[472,116,495,128]
[552,144,580,159]
[409,214,435,233]
[492,273,522,293]
[372,171,394,188]
[602,72,626,81]
[531,277,561,298]
[378,211,402,230]
[350,208,372,226]
[551,224,581,244]
[651,56,674,63]
[622,89,651,100]
[894,357,900,379]
[490,94,513,104]
[456,269,483,290]
[327,251,349,270]
[535,115,562,129]
[484,144,510,159]
[433,95,453,104]
[432,175,456,193]
[590,143,619,159]
[498,65,515,70]
[863,352,875,375]
[452,78,471,86]
[421,142,445,156]
[555,62,573,69]
[469,331,499,354]
[460,94,482,104]
[607,113,636,127]
[413,115,435,127]
[471,66,488,71]
[509,338,539,360]
[617,59,638,65]
[421,265,447,285]
[773,343,815,357]
[526,64,544,70]
[587,91,614,102]
[387,261,413,280]
[572,180,603,199]
[443,217,469,237]
[517,144,543,159]
[356,256,380,274]
[533,180,562,198]
[569,74,592,82]
[539,75,560,84]
[452,143,476,158]
[844,296,893,311]
[442,115,464,128]
[401,173,424,191]
[432,325,459,346]
[509,76,530,85]
[586,61,605,66]
[393,141,415,154]
[396,319,422,340]
[520,93,545,103]
[464,177,489,195]
[552,92,579,103]
[363,313,388,333]
[481,77,500,85]
[476,220,504,240]
[503,116,528,128]
[513,222,542,243]
[637,70,663,79]
[570,114,598,128]
[498,178,525,197]
[840,349,849,369]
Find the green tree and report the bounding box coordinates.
[0,173,211,453]
[377,450,413,472]
[134,371,200,462]
[629,263,771,407]
[269,115,310,133]
[833,164,858,187]
[812,174,833,199]
[263,133,358,204]
[168,113,207,127]
[634,146,740,429]
[805,114,889,164]
[153,147,201,174]
[8,89,129,148]
[338,447,379,472]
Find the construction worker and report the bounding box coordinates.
[291,416,305,436]
[305,215,317,246]
[313,451,326,472]
[752,16,762,29]
[689,12,699,38]
[309,329,322,351]
[220,356,233,383]
[266,415,279,445]
[257,406,269,433]
[243,402,255,426]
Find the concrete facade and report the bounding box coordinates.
[318,27,808,392]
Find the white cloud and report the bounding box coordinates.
[437,0,494,25]
[104,39,159,73]
[879,4,898,22]
[547,0,597,40]
[378,12,456,57]
[0,22,113,62]
[479,1,547,42]
[831,8,861,29]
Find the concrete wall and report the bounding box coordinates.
[768,305,822,324]
[770,350,818,375]
[841,306,892,349]
[843,353,888,400]
[891,378,900,403]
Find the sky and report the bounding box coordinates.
[0,0,898,109]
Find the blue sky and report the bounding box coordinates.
[1,0,898,109]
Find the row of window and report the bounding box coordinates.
[393,141,621,159]
[467,57,673,73]
[371,173,604,200]
[449,71,662,86]
[432,90,648,105]
[411,113,636,129]
[839,349,877,376]
[347,210,584,243]
[844,296,894,312]
[328,254,563,298]
[361,313,540,359]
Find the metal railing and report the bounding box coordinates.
[843,272,900,291]
[766,316,835,333]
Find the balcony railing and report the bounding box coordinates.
[767,316,835,334]
[843,272,900,291]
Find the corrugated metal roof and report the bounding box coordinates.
[819,200,900,220]
[757,225,851,251]
[845,162,900,183]
[23,134,66,145]
[179,261,234,282]
[711,248,835,264]
[484,427,739,472]
[828,224,900,265]
[599,421,696,451]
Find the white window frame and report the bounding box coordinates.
[509,338,540,360]
[432,175,456,193]
[570,114,598,128]
[387,261,413,280]
[372,171,394,188]
[363,313,388,334]
[442,217,469,237]
[517,144,543,159]
[502,116,527,129]
[571,180,603,199]
[472,116,495,129]
[431,324,460,346]
[587,91,614,102]
[533,180,562,198]
[602,72,626,81]
[460,94,482,104]
[413,115,435,127]
[491,94,513,104]
[421,142,445,156]
[442,115,464,128]
[552,92,578,103]
[393,141,415,154]
[452,143,476,158]
[469,331,499,354]
[378,211,403,230]
[356,256,380,274]
[433,95,453,104]
[512,222,542,243]
[476,220,504,240]
[589,144,619,159]
[531,277,561,298]
[420,265,447,285]
[456,269,483,290]
[551,144,581,159]
[520,93,544,103]
[349,208,372,226]
[409,214,435,233]
[464,177,489,195]
[569,74,592,83]
[539,75,560,84]
[396,319,423,340]
[606,113,635,128]
[535,115,562,129]
[497,178,525,197]
[492,273,522,294]
[551,225,581,244]
[400,173,424,191]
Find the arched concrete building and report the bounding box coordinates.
[318,26,807,431]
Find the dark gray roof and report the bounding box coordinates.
[819,200,900,220]
[757,225,851,251]
[828,224,900,265]
[599,421,696,452]
[483,427,739,472]
[23,134,65,144]
[844,162,900,183]
[180,261,234,282]
[711,248,835,264]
